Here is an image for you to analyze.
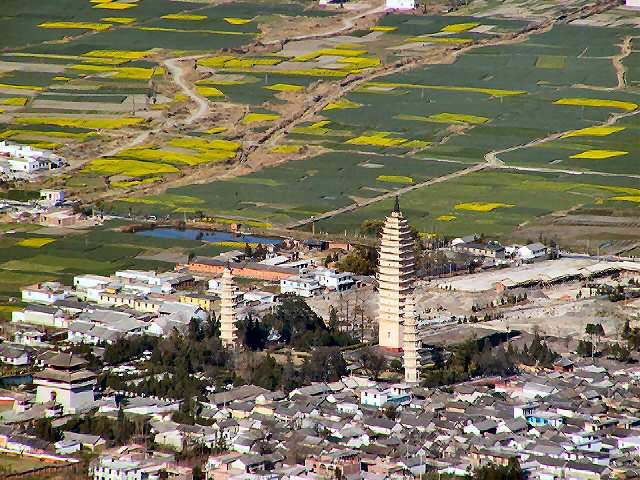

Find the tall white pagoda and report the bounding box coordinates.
[220,266,239,348]
[377,197,416,351]
[403,294,420,383]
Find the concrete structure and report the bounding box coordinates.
[517,243,548,263]
[184,257,296,281]
[452,241,505,259]
[33,353,96,413]
[40,189,65,206]
[21,282,67,304]
[377,198,415,351]
[403,294,420,384]
[220,268,239,348]
[0,141,64,176]
[280,275,322,297]
[39,208,81,227]
[313,267,355,291]
[385,0,415,10]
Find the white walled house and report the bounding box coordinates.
[40,189,65,206]
[12,304,68,328]
[360,389,388,408]
[21,282,67,304]
[517,243,549,263]
[74,274,110,290]
[626,0,640,7]
[385,0,416,10]
[280,275,322,297]
[312,268,355,291]
[0,141,64,177]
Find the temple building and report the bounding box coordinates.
[377,197,416,351]
[33,352,96,413]
[220,266,239,347]
[403,294,420,384]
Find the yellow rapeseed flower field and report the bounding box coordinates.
[168,137,240,152]
[377,175,413,183]
[17,238,56,248]
[346,132,407,147]
[441,22,480,32]
[111,177,162,188]
[161,13,207,20]
[426,112,489,124]
[454,202,514,212]
[610,196,640,203]
[0,97,28,106]
[196,86,225,97]
[224,18,253,25]
[16,117,144,129]
[554,98,638,111]
[323,99,361,111]
[270,145,301,154]
[83,50,149,60]
[365,82,526,96]
[561,126,626,138]
[437,215,457,221]
[93,2,136,10]
[265,84,304,92]
[570,150,628,159]
[83,158,179,177]
[101,17,136,23]
[243,112,280,124]
[39,21,112,30]
[0,83,44,91]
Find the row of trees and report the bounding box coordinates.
[422,334,557,388]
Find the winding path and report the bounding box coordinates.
[101,55,210,158]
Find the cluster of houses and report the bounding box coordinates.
[0,188,89,227]
[3,358,640,479]
[450,235,551,265]
[184,250,357,298]
[2,256,358,379]
[0,141,66,179]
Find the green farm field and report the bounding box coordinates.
[313,170,640,238]
[110,152,464,224]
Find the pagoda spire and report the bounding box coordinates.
[220,266,239,348]
[403,294,420,384]
[377,201,416,351]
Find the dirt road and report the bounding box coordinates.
[100,55,210,158]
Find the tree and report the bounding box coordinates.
[384,405,397,420]
[192,465,203,480]
[281,353,300,393]
[328,306,339,330]
[357,347,387,380]
[302,347,347,383]
[252,355,282,390]
[360,219,384,237]
[261,294,354,349]
[577,340,593,358]
[242,315,269,351]
[336,246,378,276]
[622,319,631,339]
